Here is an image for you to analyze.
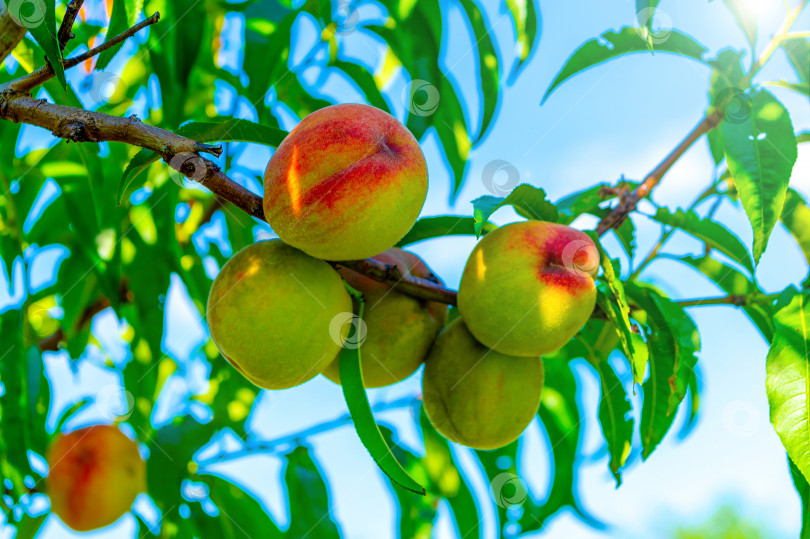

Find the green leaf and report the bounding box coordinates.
[635,0,661,51]
[674,254,774,341]
[471,184,558,237]
[285,446,341,538]
[378,425,438,539]
[596,359,633,486]
[766,289,810,484]
[614,217,636,262]
[96,0,130,69]
[650,208,754,274]
[790,457,810,539]
[419,409,480,538]
[575,320,633,485]
[505,0,540,81]
[53,399,91,435]
[782,188,810,268]
[176,119,288,146]
[721,0,758,49]
[457,0,499,138]
[596,251,648,385]
[26,1,65,90]
[201,474,284,538]
[542,27,707,103]
[396,216,496,246]
[521,355,598,530]
[117,120,288,203]
[627,283,700,460]
[556,181,638,225]
[782,37,810,84]
[117,149,160,204]
[339,294,426,495]
[722,89,798,263]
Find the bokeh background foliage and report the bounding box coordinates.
[0,0,808,537]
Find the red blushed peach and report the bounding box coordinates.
[263,104,428,261]
[46,425,145,532]
[321,248,448,387]
[457,221,598,357]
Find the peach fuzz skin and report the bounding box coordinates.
[422,318,544,450]
[263,103,428,261]
[207,240,352,390]
[457,220,598,357]
[46,425,146,532]
[321,248,448,388]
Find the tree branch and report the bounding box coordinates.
[0,4,27,66]
[5,12,161,93]
[595,110,723,235]
[0,94,222,157]
[58,0,86,52]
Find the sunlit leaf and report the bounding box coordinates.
[722,89,798,264]
[766,289,810,484]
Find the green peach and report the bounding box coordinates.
[422,318,544,450]
[457,220,598,357]
[47,425,146,532]
[321,248,447,388]
[207,240,352,389]
[263,103,428,261]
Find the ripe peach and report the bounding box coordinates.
[263,103,428,261]
[207,240,352,389]
[422,318,544,450]
[46,424,145,532]
[321,248,448,387]
[457,221,598,357]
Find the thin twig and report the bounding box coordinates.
[595,110,723,235]
[58,0,86,52]
[6,12,161,93]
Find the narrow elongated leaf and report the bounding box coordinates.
[721,0,757,48]
[596,360,633,486]
[202,474,284,538]
[419,409,480,539]
[457,0,499,138]
[627,283,700,459]
[782,188,810,267]
[543,27,707,103]
[651,208,754,274]
[635,0,661,51]
[555,182,627,224]
[339,294,425,495]
[522,355,600,531]
[675,254,774,341]
[117,120,288,203]
[472,184,558,236]
[396,216,496,246]
[576,320,633,485]
[27,2,65,89]
[96,0,130,69]
[782,38,810,84]
[596,253,648,385]
[285,446,341,538]
[505,0,540,81]
[766,289,810,483]
[790,457,810,539]
[722,89,798,263]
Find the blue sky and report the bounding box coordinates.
[3,0,810,537]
